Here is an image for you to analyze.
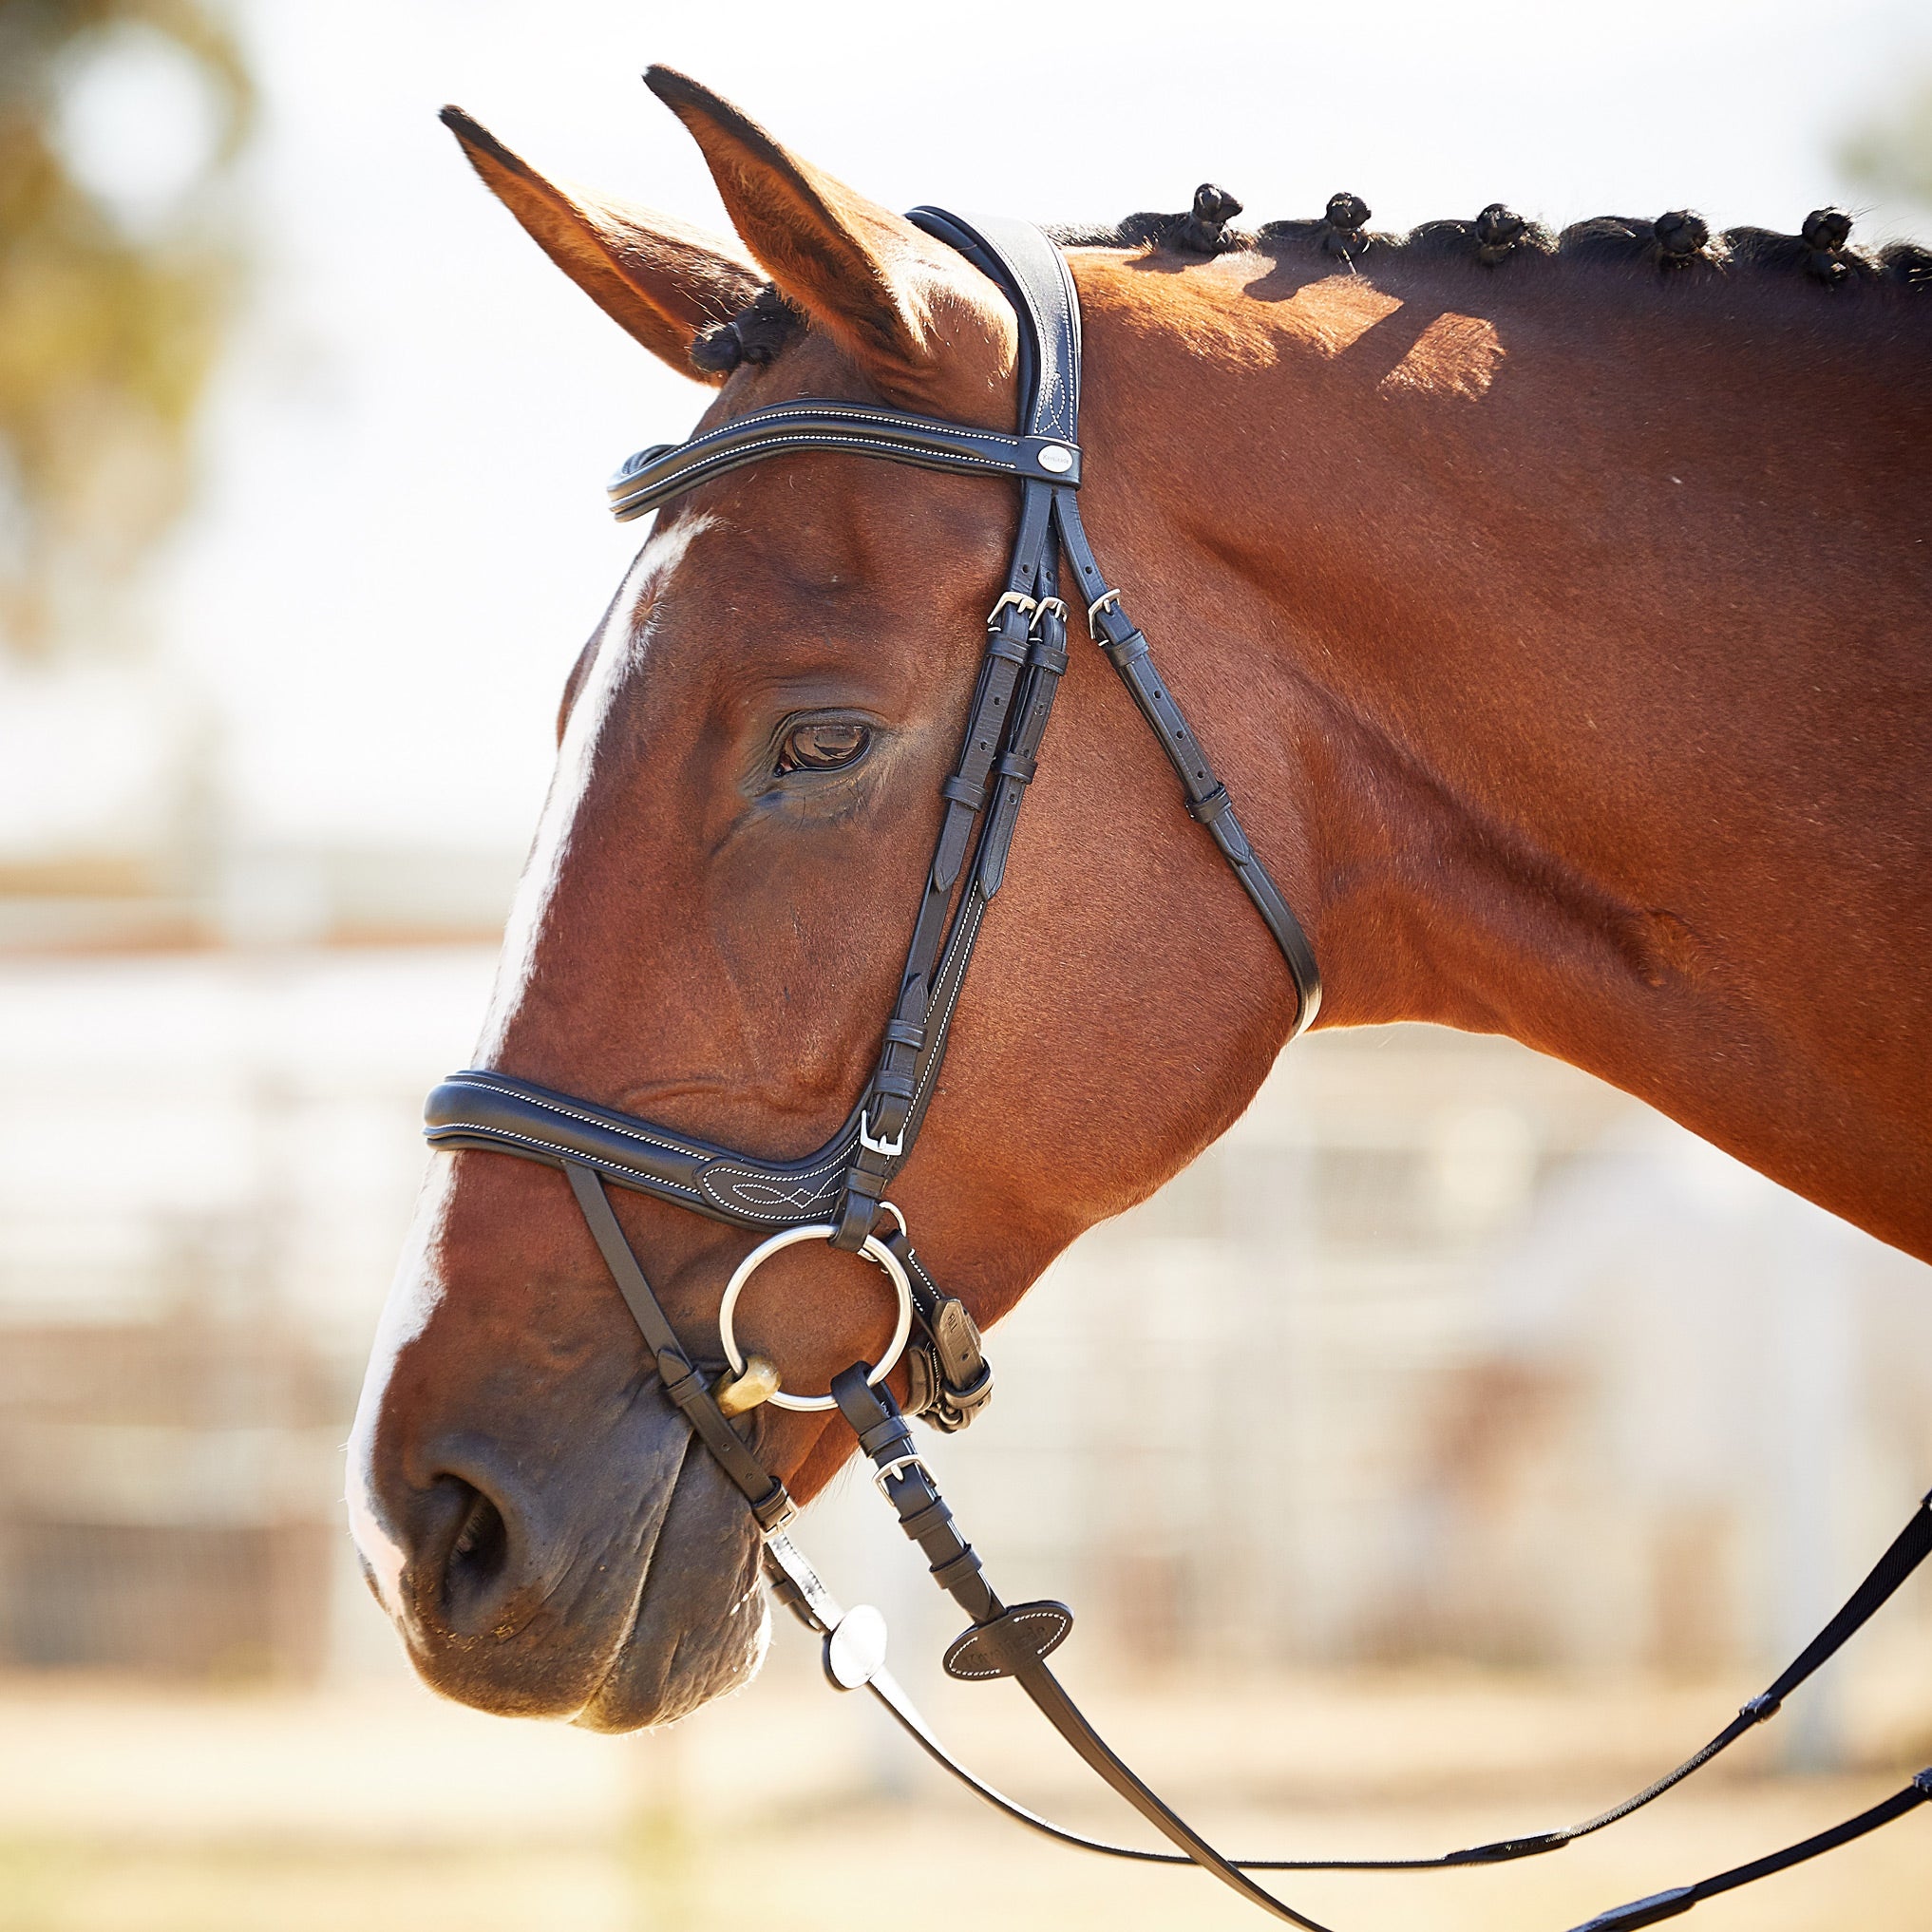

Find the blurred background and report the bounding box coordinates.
[3,2,1930,1927]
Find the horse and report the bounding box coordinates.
[348,66,1929,1744]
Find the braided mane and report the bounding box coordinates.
[1050,185,1931,293]
[689,190,1928,372]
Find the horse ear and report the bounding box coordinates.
[642,67,1017,416]
[441,105,766,384]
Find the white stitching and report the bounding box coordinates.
[449,1076,862,1223]
[699,1134,861,1222]
[907,897,983,1121]
[613,432,1017,512]
[445,1075,699,1162]
[616,408,1020,477]
[616,442,1015,509]
[632,399,1021,457]
[944,1607,1070,1678]
[426,1123,706,1200]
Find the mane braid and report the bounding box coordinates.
[691,283,805,374]
[1046,192,1932,298]
[693,198,1928,376]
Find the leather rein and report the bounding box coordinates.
[424,210,1931,1932]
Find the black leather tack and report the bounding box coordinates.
[829,1185,878,1253]
[1187,783,1233,824]
[1445,1832,1567,1866]
[902,1345,940,1419]
[930,1545,985,1595]
[940,774,989,808]
[860,1420,912,1462]
[942,1601,1075,1680]
[900,1496,956,1542]
[603,400,1079,523]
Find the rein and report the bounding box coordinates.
[425,209,1931,1930]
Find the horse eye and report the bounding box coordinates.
[777,720,870,774]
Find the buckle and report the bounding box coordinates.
[1086,587,1122,637]
[872,1452,933,1497]
[858,1108,906,1158]
[986,591,1038,629]
[753,1486,800,1534]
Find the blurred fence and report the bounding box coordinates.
[1,938,1926,1704]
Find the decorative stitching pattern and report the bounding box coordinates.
[443,1074,702,1163]
[623,433,1016,489]
[616,398,1022,460]
[721,1177,843,1209]
[699,1130,862,1223]
[424,1122,707,1201]
[610,400,1025,498]
[943,1606,1072,1679]
[613,431,1018,519]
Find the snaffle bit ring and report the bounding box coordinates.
[718,1223,915,1413]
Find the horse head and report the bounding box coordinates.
[347,70,1306,1730]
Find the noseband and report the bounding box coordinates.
[425,212,1932,1929]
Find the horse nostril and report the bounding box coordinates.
[441,1478,510,1611]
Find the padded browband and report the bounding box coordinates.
[426,1069,862,1227]
[608,401,1082,523]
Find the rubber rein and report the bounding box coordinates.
[424,209,1931,1930]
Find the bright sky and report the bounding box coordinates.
[140,0,1931,851]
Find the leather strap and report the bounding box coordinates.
[1055,490,1321,1032]
[564,1162,795,1531]
[828,1368,1932,1912]
[608,400,1081,522]
[429,1069,861,1228]
[1563,1773,1932,1931]
[830,1368,1334,1927]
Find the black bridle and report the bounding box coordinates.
[428,209,1317,1437]
[424,211,1930,1931]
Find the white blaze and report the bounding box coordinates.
[477,518,709,1062]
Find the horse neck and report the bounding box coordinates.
[1071,250,1932,1259]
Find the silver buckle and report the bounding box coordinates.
[1032,597,1069,628]
[1086,587,1122,637]
[872,1452,932,1497]
[987,591,1038,628]
[858,1108,905,1158]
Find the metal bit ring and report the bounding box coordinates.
[718,1223,915,1413]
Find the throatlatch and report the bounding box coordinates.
[428,208,1930,1929]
